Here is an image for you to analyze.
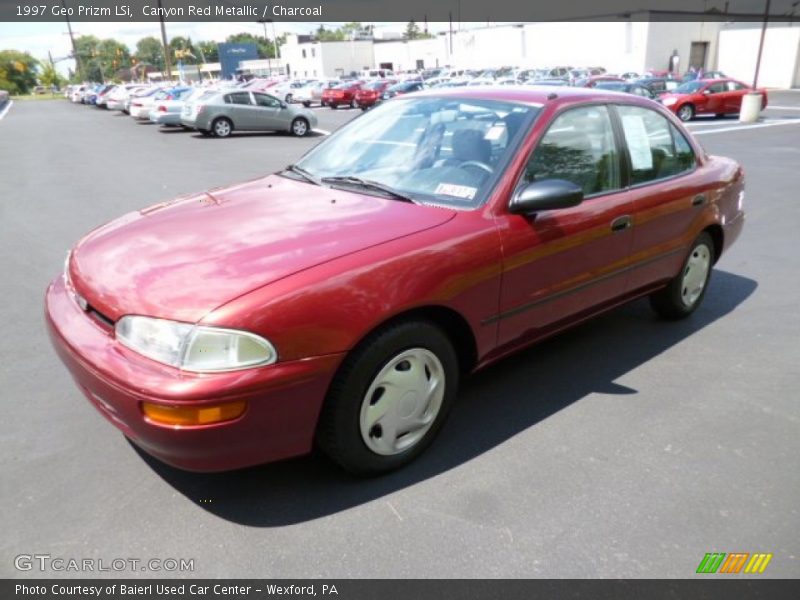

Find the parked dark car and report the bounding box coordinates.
[382,81,424,100]
[637,77,681,96]
[593,81,656,99]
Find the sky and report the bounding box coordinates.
[0,21,453,75]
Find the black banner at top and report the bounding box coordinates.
[1,0,799,22]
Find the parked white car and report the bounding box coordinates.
[106,84,147,111]
[293,79,340,107]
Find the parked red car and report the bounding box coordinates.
[321,80,364,109]
[47,88,745,475]
[354,80,397,110]
[660,78,768,121]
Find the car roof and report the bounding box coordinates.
[412,85,647,107]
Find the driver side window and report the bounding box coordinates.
[521,105,620,196]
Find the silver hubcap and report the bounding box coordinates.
[293,120,307,135]
[681,244,711,306]
[215,121,230,136]
[679,106,692,120]
[359,348,445,456]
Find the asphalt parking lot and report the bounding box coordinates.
[1,93,799,578]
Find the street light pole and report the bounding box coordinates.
[258,19,272,76]
[752,0,771,88]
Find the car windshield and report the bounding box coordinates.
[293,96,540,209]
[675,81,705,94]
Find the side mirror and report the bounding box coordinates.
[280,101,288,109]
[509,179,584,215]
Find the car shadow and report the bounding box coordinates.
[190,131,326,140]
[136,269,757,527]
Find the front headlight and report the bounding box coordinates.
[115,315,277,372]
[662,97,677,106]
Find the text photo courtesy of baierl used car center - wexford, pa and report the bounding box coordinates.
[1,0,799,598]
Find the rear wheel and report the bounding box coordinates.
[285,93,293,103]
[316,320,459,476]
[350,98,357,109]
[291,117,309,137]
[677,104,695,122]
[302,101,311,108]
[650,232,714,319]
[211,117,233,138]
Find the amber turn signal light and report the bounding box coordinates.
[142,400,246,426]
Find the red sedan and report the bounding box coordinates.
[660,78,768,121]
[47,87,745,475]
[354,80,397,110]
[321,80,364,109]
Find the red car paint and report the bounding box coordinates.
[46,87,745,471]
[354,80,397,109]
[660,78,768,120]
[321,81,364,108]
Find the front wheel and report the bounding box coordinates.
[677,104,695,122]
[316,320,459,476]
[650,232,715,319]
[302,101,311,108]
[291,117,309,137]
[211,117,232,138]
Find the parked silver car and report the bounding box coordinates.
[181,90,317,138]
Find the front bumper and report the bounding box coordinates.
[45,275,343,471]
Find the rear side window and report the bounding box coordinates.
[522,105,620,196]
[616,105,696,185]
[225,92,252,105]
[727,81,747,91]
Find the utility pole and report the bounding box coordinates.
[258,19,272,76]
[753,0,771,88]
[156,0,173,81]
[60,0,81,80]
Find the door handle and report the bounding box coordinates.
[610,215,632,233]
[692,194,707,207]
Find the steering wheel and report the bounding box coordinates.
[457,160,494,175]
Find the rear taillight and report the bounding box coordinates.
[165,94,173,100]
[132,102,142,107]
[157,105,167,112]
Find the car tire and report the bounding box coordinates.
[316,320,459,476]
[211,117,233,138]
[291,117,309,137]
[650,232,715,320]
[303,101,311,108]
[285,93,293,103]
[677,104,695,122]
[330,104,338,110]
[350,98,357,109]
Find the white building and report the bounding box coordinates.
[718,23,800,88]
[281,35,375,79]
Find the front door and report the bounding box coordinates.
[494,105,634,348]
[252,92,285,130]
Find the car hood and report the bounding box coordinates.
[69,175,456,324]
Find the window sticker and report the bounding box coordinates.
[484,125,506,141]
[434,183,478,200]
[621,114,653,171]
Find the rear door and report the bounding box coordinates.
[614,104,705,292]
[224,91,257,129]
[724,80,749,113]
[495,104,635,347]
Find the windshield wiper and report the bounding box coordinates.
[284,164,323,187]
[321,176,417,203]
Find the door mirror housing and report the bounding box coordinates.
[280,101,288,109]
[509,179,584,215]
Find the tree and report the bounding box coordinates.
[39,62,65,88]
[0,50,39,94]
[170,36,198,64]
[135,36,165,71]
[404,20,433,40]
[225,32,275,59]
[73,35,131,81]
[195,40,218,63]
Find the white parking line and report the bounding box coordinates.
[0,100,13,121]
[312,128,331,135]
[692,119,800,135]
[764,105,800,110]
